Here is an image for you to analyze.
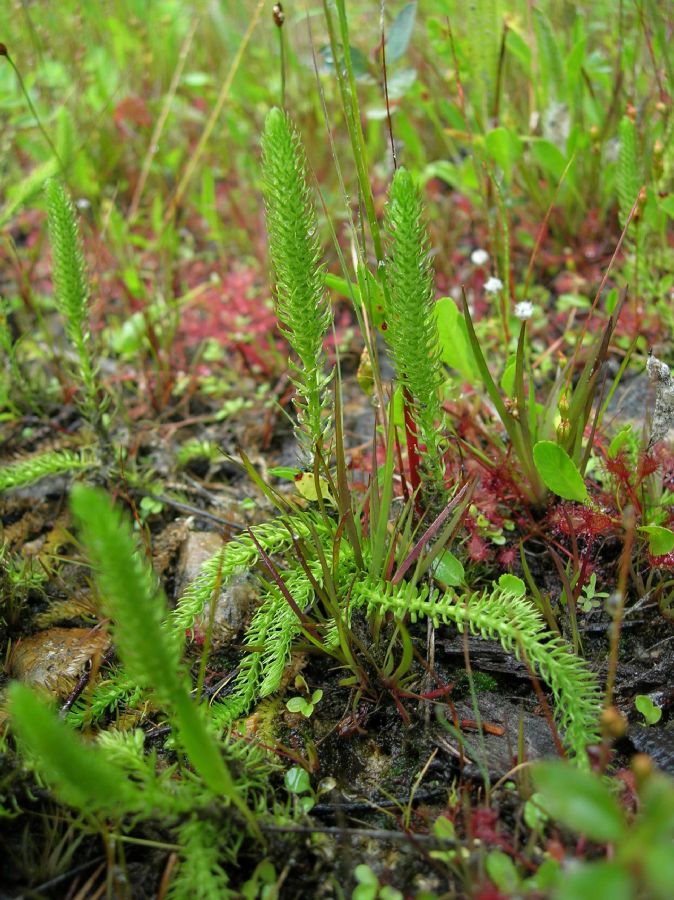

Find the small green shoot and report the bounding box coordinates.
[635,694,662,726]
[352,864,403,900]
[284,765,315,813]
[579,573,610,613]
[285,675,323,718]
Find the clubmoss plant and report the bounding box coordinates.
[159,113,603,767]
[261,107,333,465]
[68,484,256,828]
[45,179,106,440]
[383,166,448,507]
[0,182,106,496]
[9,486,279,896]
[0,448,95,493]
[176,511,600,765]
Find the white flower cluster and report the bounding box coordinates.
[514,301,534,320]
[470,248,489,266]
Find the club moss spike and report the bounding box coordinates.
[261,107,333,466]
[383,166,447,506]
[45,179,106,438]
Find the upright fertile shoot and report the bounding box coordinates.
[383,166,447,505]
[45,179,103,436]
[261,107,333,465]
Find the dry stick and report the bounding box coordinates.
[636,0,667,102]
[569,192,641,373]
[1,45,67,179]
[522,152,578,302]
[128,18,200,222]
[162,0,265,227]
[304,6,389,429]
[491,21,509,127]
[273,3,286,108]
[604,506,637,710]
[379,0,397,171]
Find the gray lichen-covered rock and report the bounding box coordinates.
[647,354,674,448]
[174,531,257,648]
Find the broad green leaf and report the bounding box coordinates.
[501,356,517,397]
[639,525,674,556]
[524,858,560,892]
[505,29,532,73]
[485,126,523,184]
[433,816,456,839]
[532,139,567,183]
[354,864,378,886]
[386,2,417,63]
[639,774,674,833]
[532,762,625,843]
[434,297,480,382]
[267,466,299,480]
[608,424,632,458]
[319,44,370,80]
[284,766,311,795]
[660,195,674,218]
[533,441,589,503]
[498,574,526,598]
[555,862,634,900]
[433,549,465,586]
[486,851,520,894]
[524,793,548,830]
[294,472,336,506]
[644,840,674,899]
[635,694,662,726]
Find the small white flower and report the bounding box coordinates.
[470,248,489,266]
[75,198,91,210]
[514,301,534,320]
[484,276,503,294]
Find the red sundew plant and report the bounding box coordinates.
[552,503,618,548]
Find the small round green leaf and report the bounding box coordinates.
[498,573,526,598]
[284,766,311,795]
[635,694,662,726]
[639,525,674,557]
[433,549,465,586]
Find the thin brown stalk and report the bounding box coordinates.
[163,0,265,225]
[128,18,199,221]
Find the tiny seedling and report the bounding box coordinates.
[579,573,610,613]
[352,864,403,900]
[285,693,323,718]
[635,694,662,726]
